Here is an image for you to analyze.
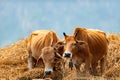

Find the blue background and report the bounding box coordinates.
[0,0,120,48]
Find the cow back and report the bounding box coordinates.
[27,30,59,60]
[74,27,108,62]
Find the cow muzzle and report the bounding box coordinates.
[64,53,71,58]
[45,68,53,75]
[45,71,52,75]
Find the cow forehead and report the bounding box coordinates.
[42,47,55,58]
[65,36,75,42]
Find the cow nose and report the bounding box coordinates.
[45,71,51,75]
[64,53,71,58]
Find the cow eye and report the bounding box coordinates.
[63,43,66,45]
[72,43,77,46]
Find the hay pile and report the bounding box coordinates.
[0,39,28,80]
[105,34,120,77]
[0,34,120,80]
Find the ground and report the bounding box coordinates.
[0,34,120,80]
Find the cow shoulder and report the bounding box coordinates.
[26,33,38,52]
[73,27,88,41]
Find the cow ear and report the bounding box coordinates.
[51,44,53,47]
[76,40,79,44]
[63,32,68,38]
[54,52,63,59]
[78,42,86,51]
[74,30,79,38]
[53,47,57,52]
[36,57,44,68]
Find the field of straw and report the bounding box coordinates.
[0,33,120,80]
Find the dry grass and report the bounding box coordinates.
[0,34,120,80]
[105,34,120,77]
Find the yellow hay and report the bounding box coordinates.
[0,34,120,80]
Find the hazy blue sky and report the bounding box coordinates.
[0,0,120,48]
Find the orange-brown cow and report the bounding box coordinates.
[63,27,109,76]
[63,33,92,76]
[26,30,59,69]
[53,41,65,56]
[37,46,64,79]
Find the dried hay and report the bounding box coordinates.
[0,34,120,80]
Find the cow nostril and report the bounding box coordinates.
[65,53,71,57]
[45,71,51,75]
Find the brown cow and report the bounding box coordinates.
[63,34,92,76]
[26,30,59,69]
[53,41,65,56]
[37,46,64,80]
[63,27,109,76]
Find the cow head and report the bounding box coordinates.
[53,41,65,56]
[63,32,79,58]
[37,46,63,75]
[63,32,87,58]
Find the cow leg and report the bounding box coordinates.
[75,64,80,77]
[28,53,33,69]
[63,60,66,74]
[100,55,106,76]
[28,53,37,69]
[33,57,37,67]
[84,59,91,76]
[91,62,98,76]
